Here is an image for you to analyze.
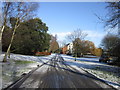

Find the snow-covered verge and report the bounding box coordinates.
[0,53,55,89]
[61,54,120,89]
[0,53,55,62]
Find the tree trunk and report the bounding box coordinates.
[0,26,5,50]
[3,26,17,62]
[8,50,10,58]
[0,26,5,61]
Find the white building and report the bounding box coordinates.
[67,42,73,54]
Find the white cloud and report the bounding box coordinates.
[51,32,71,41]
[52,32,71,37]
[51,30,106,40]
[83,30,106,38]
[51,30,107,47]
[83,30,107,47]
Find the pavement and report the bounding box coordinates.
[4,54,116,89]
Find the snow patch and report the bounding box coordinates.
[61,54,120,89]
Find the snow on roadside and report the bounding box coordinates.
[1,53,55,88]
[61,54,120,89]
[0,53,55,63]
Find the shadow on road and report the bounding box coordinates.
[62,56,120,88]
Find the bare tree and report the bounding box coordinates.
[66,29,87,57]
[0,2,13,55]
[95,1,120,34]
[49,35,59,53]
[67,29,87,42]
[105,2,120,29]
[3,2,39,62]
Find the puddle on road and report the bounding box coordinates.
[1,59,39,88]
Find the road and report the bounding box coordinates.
[4,54,115,89]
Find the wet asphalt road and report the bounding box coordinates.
[6,54,115,89]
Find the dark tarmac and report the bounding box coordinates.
[5,54,115,89]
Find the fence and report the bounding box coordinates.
[35,52,51,56]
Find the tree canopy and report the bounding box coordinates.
[2,18,51,55]
[101,34,120,56]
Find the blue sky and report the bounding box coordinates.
[37,2,108,47]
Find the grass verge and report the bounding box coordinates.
[14,60,36,64]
